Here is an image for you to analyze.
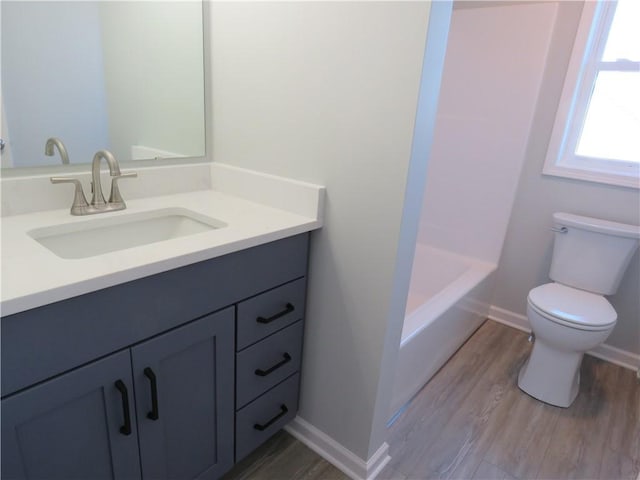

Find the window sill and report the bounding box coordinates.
[542,163,640,189]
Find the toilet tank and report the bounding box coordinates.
[549,212,640,295]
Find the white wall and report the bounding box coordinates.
[492,1,640,355]
[1,2,109,166]
[210,1,436,463]
[99,2,205,160]
[417,2,558,265]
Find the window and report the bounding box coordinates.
[543,0,639,188]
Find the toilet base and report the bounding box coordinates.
[518,340,582,408]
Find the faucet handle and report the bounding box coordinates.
[108,171,137,206]
[51,176,90,216]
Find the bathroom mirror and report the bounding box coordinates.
[1,1,205,169]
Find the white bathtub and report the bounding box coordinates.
[389,244,497,419]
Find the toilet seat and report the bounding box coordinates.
[528,283,617,331]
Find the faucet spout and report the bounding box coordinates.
[91,150,121,206]
[44,137,70,165]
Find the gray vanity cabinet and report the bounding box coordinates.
[1,308,234,480]
[132,308,234,480]
[1,234,310,480]
[1,350,142,480]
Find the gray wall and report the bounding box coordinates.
[210,1,435,462]
[492,1,640,355]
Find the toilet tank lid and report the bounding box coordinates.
[528,283,617,328]
[554,212,640,239]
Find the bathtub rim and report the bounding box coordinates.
[402,246,496,345]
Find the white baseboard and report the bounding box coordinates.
[285,416,391,480]
[588,343,640,372]
[488,305,640,372]
[488,305,530,332]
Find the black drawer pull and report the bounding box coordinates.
[256,303,295,324]
[253,404,289,431]
[114,380,132,436]
[143,367,160,421]
[255,353,292,377]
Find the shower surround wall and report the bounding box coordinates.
[391,2,559,417]
[417,2,558,265]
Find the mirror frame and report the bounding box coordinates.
[0,1,212,178]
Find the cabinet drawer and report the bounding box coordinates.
[237,278,306,350]
[236,321,303,409]
[235,373,299,462]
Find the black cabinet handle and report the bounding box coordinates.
[255,353,292,377]
[114,380,132,436]
[256,303,295,324]
[143,367,160,421]
[253,404,289,431]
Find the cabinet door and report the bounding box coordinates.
[132,307,235,480]
[1,350,141,480]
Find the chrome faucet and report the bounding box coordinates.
[51,149,137,215]
[44,137,70,165]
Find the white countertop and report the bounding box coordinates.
[1,164,324,317]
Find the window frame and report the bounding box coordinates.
[542,0,640,189]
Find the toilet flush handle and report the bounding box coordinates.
[551,226,568,234]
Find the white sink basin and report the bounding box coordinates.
[28,208,227,259]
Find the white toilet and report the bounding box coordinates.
[518,212,640,408]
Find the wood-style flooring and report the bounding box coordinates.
[222,428,348,480]
[224,320,640,480]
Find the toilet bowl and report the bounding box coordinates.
[516,213,639,408]
[517,283,616,407]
